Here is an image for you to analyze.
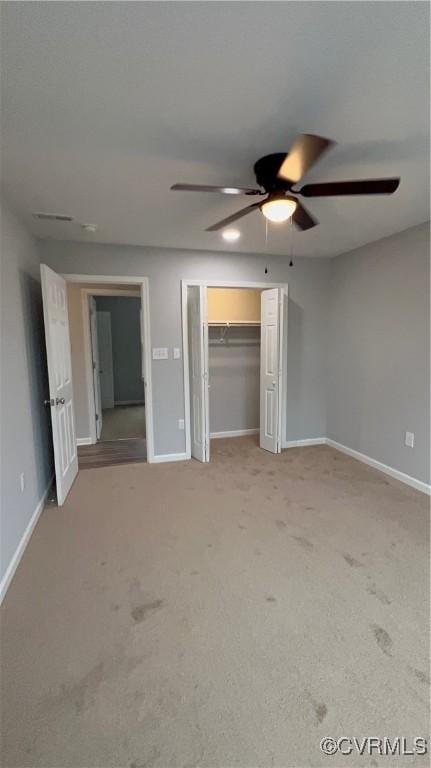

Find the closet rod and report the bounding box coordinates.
[209,340,260,347]
[208,321,260,327]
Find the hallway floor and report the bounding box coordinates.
[78,438,147,470]
[100,405,146,441]
[1,438,429,767]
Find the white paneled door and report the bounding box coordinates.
[188,285,209,462]
[89,297,103,438]
[260,288,284,453]
[97,311,114,410]
[41,265,78,505]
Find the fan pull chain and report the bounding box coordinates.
[264,217,269,275]
[288,215,294,267]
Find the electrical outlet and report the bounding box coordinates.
[20,473,25,493]
[178,419,185,431]
[405,431,415,448]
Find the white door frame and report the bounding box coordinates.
[181,280,288,460]
[63,275,155,463]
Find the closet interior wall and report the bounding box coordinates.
[208,288,261,437]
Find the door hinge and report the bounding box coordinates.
[95,414,99,421]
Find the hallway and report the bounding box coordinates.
[100,405,146,442]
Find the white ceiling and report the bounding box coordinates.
[1,1,429,258]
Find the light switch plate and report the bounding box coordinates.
[152,347,169,360]
[405,431,415,448]
[173,347,181,359]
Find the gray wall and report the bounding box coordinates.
[95,296,145,405]
[1,201,53,585]
[209,326,260,434]
[327,222,430,484]
[39,241,331,454]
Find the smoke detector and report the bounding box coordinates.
[81,224,98,233]
[32,212,74,222]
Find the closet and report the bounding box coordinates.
[207,289,261,439]
[186,282,287,462]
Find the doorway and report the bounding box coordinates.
[77,284,152,469]
[90,295,146,443]
[182,281,288,462]
[40,267,155,505]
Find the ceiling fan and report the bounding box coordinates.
[171,134,400,232]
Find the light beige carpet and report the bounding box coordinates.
[101,405,146,441]
[1,438,429,768]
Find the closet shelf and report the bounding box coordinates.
[208,321,260,327]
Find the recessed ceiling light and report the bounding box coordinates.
[222,228,241,242]
[222,188,242,195]
[81,223,98,232]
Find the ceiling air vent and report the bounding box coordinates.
[32,212,74,222]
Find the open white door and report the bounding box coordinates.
[260,288,284,453]
[89,297,103,439]
[41,265,78,505]
[188,286,209,462]
[97,311,114,410]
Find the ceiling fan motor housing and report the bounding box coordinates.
[254,153,293,192]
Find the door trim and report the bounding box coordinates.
[63,275,155,463]
[181,280,289,460]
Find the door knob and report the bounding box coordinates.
[44,399,54,406]
[56,397,65,406]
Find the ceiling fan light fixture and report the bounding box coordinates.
[261,195,297,223]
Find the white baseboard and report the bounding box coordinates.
[0,475,54,605]
[282,437,326,449]
[150,452,189,464]
[77,437,93,446]
[114,400,145,406]
[210,428,259,439]
[326,438,431,495]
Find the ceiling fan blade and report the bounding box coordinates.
[171,183,262,195]
[292,200,318,231]
[206,202,261,231]
[298,178,400,197]
[277,134,334,184]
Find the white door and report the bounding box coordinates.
[188,286,209,462]
[97,311,114,410]
[260,288,284,453]
[89,297,103,439]
[41,265,78,505]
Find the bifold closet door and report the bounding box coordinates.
[188,286,209,462]
[260,288,284,453]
